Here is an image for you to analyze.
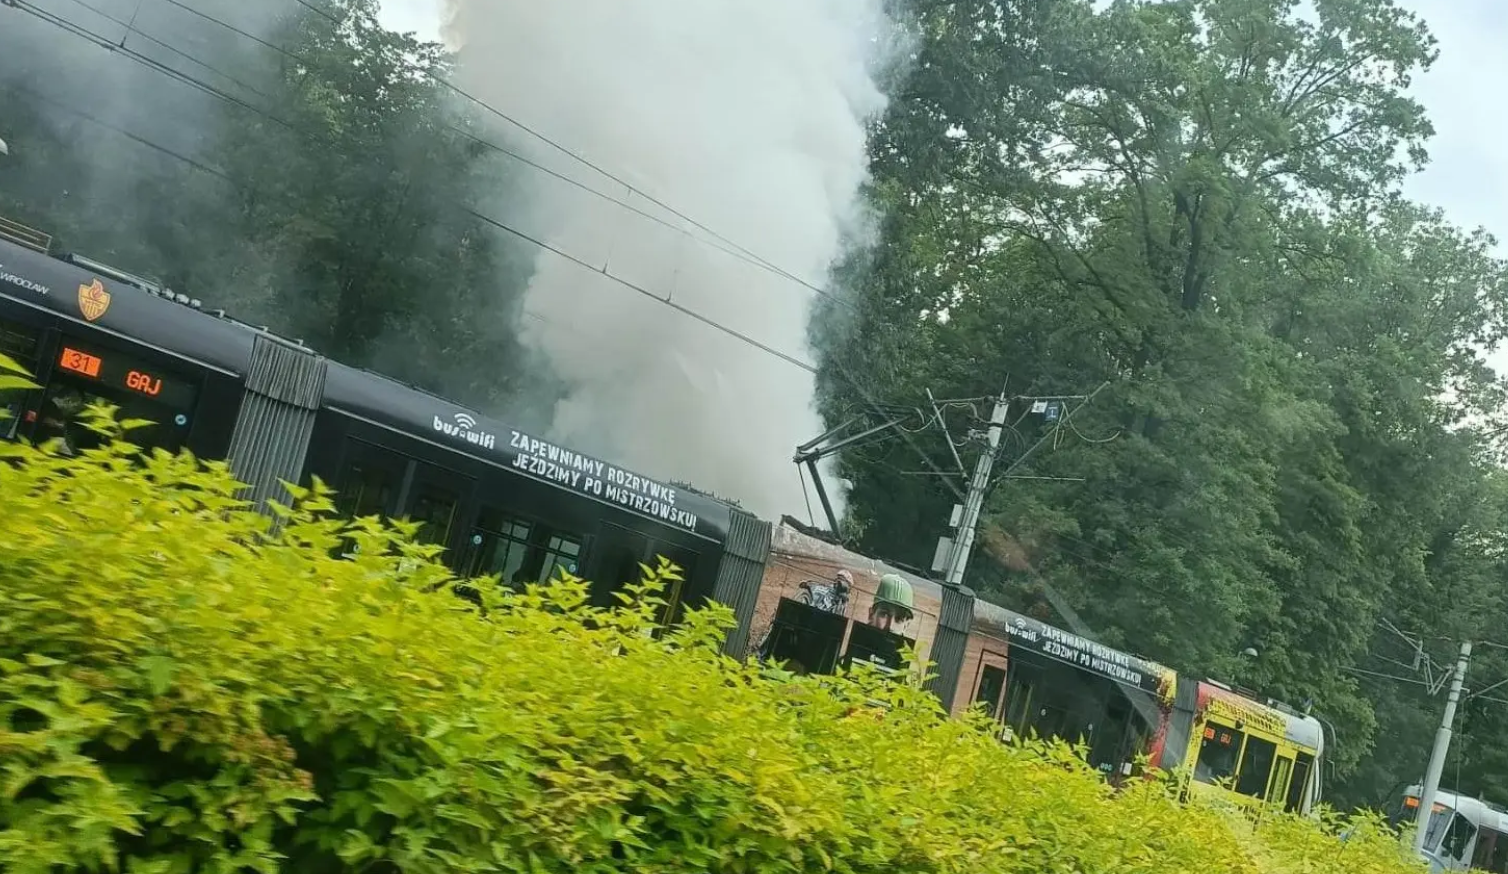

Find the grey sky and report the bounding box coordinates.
[377,0,443,43]
[1394,0,1508,372]
[1397,0,1505,239]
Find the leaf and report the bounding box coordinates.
[136,655,178,697]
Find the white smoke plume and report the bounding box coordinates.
[440,0,900,520]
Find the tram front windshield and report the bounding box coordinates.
[33,340,199,455]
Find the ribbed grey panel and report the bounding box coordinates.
[226,336,327,515]
[938,584,975,632]
[926,584,976,709]
[712,510,773,657]
[928,627,969,709]
[245,334,327,406]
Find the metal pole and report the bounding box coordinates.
[805,458,840,536]
[1414,640,1472,854]
[943,385,1009,586]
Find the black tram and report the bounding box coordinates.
[0,225,771,648]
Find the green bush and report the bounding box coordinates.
[0,357,1425,873]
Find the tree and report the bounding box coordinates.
[821,0,1508,793]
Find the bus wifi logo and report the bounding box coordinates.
[433,411,495,450]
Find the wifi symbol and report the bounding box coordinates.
[453,412,478,429]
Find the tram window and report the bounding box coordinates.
[1234,735,1277,798]
[32,338,200,455]
[0,318,40,364]
[1194,724,1245,785]
[1090,699,1147,775]
[650,543,701,627]
[1441,812,1475,863]
[0,318,41,440]
[1286,754,1313,812]
[1472,827,1508,873]
[408,482,459,547]
[338,459,401,519]
[1423,809,1451,853]
[469,507,583,588]
[1033,703,1078,742]
[759,598,845,675]
[1266,756,1294,808]
[975,664,1007,719]
[539,535,582,584]
[1491,832,1508,874]
[1004,662,1043,735]
[592,526,652,607]
[470,516,534,584]
[844,622,908,672]
[34,383,193,455]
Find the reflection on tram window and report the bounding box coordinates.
[1234,735,1278,798]
[1195,725,1245,785]
[1442,812,1475,862]
[33,384,191,455]
[468,508,583,590]
[470,516,533,584]
[409,483,460,547]
[538,534,581,584]
[34,388,90,455]
[338,462,400,519]
[1,388,26,441]
[0,318,42,441]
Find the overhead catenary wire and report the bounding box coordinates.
[4,0,987,507]
[123,0,856,311]
[7,81,234,181]
[260,1,959,497]
[54,0,274,100]
[281,0,830,295]
[22,0,993,516]
[4,0,823,372]
[463,207,817,373]
[10,0,294,132]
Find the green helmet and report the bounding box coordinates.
[875,573,915,617]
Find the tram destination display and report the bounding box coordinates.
[56,341,199,410]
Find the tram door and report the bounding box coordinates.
[1286,753,1314,813]
[589,523,655,607]
[335,439,473,561]
[587,523,701,628]
[1266,754,1295,809]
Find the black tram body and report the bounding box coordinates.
[0,233,771,647]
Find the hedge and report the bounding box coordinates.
[0,356,1425,873]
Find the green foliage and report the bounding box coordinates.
[0,350,38,395]
[0,415,1426,873]
[820,0,1508,806]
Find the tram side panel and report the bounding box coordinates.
[959,602,1178,779]
[303,371,741,632]
[0,233,767,638]
[744,523,945,677]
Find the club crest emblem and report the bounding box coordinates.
[78,279,111,322]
